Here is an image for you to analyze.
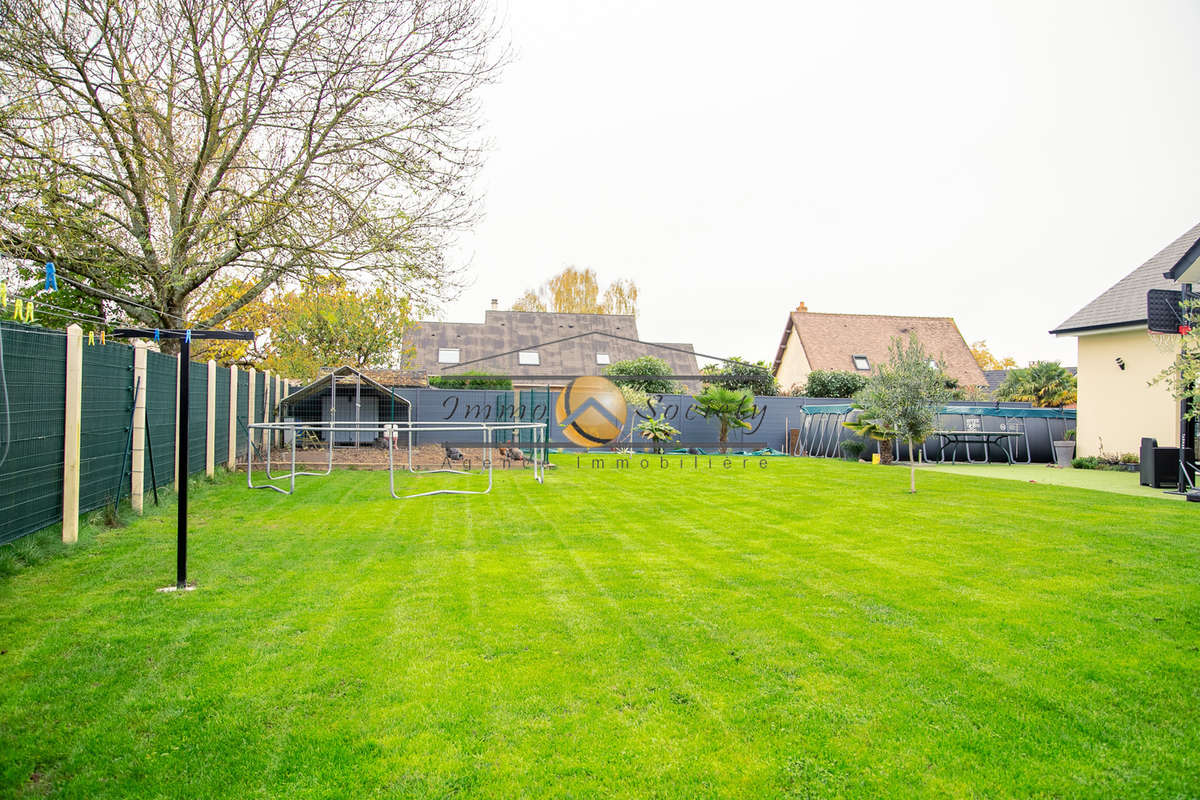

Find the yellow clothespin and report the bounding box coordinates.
[88,330,95,346]
[12,298,22,320]
[0,282,6,308]
[100,330,105,345]
[24,301,33,323]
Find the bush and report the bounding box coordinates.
[1071,456,1100,470]
[701,357,778,396]
[840,440,866,461]
[996,362,1077,407]
[428,371,512,390]
[803,369,868,398]
[1119,452,1139,465]
[605,356,678,394]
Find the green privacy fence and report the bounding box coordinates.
[0,323,67,545]
[0,322,288,546]
[78,341,135,514]
[214,368,230,466]
[236,371,249,458]
[144,350,178,494]
[188,360,208,474]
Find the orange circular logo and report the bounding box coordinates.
[555,376,628,447]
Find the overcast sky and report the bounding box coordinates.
[444,0,1200,368]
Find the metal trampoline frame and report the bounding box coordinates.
[245,420,547,498]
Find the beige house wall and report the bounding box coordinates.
[774,328,812,393]
[1073,327,1180,457]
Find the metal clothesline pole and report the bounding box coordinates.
[111,327,254,591]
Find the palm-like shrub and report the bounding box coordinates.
[691,386,757,453]
[841,405,895,464]
[995,362,1077,407]
[635,415,680,454]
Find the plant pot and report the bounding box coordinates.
[1053,440,1075,468]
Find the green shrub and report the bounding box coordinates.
[803,369,868,398]
[428,371,513,390]
[1071,456,1100,470]
[1119,452,1139,465]
[605,356,678,394]
[840,440,866,461]
[700,357,778,396]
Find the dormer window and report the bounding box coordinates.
[518,350,540,366]
[852,355,870,371]
[438,348,460,364]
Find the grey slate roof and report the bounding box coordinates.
[404,310,700,385]
[983,369,1009,393]
[1050,220,1200,334]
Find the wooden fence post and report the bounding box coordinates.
[228,365,238,470]
[131,342,147,514]
[247,368,257,452]
[206,359,216,477]
[62,324,83,544]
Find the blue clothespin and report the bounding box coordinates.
[44,262,57,291]
[153,328,160,343]
[185,329,192,344]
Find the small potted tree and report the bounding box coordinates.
[839,439,866,462]
[1053,428,1076,469]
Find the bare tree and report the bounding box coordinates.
[0,0,500,342]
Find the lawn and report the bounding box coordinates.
[0,456,1197,798]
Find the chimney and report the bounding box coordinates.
[491,298,499,310]
[795,302,808,312]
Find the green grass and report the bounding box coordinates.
[0,457,1197,798]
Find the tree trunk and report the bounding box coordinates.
[719,421,729,454]
[878,438,893,464]
[909,437,916,493]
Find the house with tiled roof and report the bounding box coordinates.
[406,301,700,391]
[1050,221,1196,457]
[772,304,987,394]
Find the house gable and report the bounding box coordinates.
[773,309,987,388]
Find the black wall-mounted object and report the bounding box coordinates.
[1148,287,1194,334]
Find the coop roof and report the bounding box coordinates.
[281,366,412,407]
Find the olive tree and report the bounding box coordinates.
[853,333,952,493]
[0,0,500,343]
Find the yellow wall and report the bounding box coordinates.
[1073,327,1180,457]
[774,327,812,393]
